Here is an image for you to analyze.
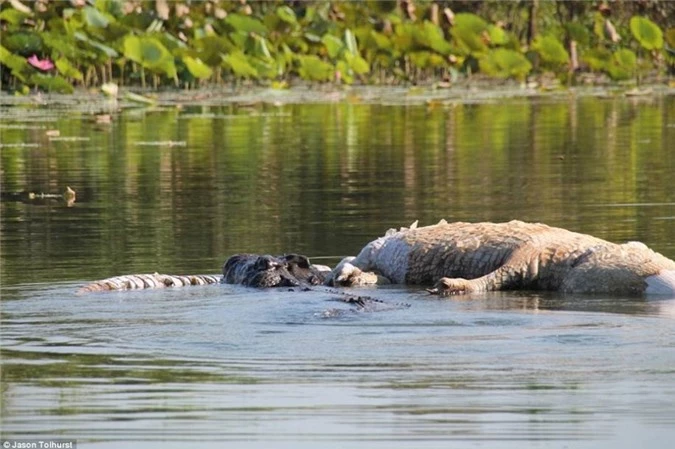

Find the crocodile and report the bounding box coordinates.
[78,220,675,298]
[77,253,328,294]
[330,220,675,296]
[77,253,403,312]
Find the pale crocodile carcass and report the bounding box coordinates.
[330,220,675,296]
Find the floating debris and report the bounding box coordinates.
[101,83,119,98]
[95,114,112,124]
[1,186,76,206]
[0,124,46,130]
[48,136,91,142]
[135,140,186,147]
[0,143,39,148]
[124,91,156,105]
[625,88,653,97]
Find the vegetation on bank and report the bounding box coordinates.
[1,0,674,93]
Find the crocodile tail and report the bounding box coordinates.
[76,273,221,295]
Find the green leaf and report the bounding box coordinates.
[630,16,663,50]
[582,48,611,71]
[95,0,124,19]
[487,25,508,46]
[369,30,392,52]
[393,23,415,53]
[322,34,344,59]
[607,48,637,80]
[304,32,323,44]
[83,6,110,28]
[665,28,675,48]
[345,52,369,74]
[194,35,234,67]
[565,23,590,46]
[252,35,273,61]
[345,29,358,55]
[409,51,433,69]
[122,35,144,64]
[454,13,489,35]
[55,58,83,81]
[479,48,532,80]
[3,31,43,55]
[451,13,489,55]
[297,55,334,81]
[0,8,30,26]
[29,74,74,93]
[225,14,267,35]
[182,56,213,80]
[532,35,569,66]
[228,32,248,49]
[276,6,297,25]
[613,48,637,69]
[0,45,29,81]
[247,57,277,79]
[222,51,259,78]
[336,60,353,84]
[43,31,94,61]
[123,35,176,78]
[73,32,118,58]
[418,21,452,55]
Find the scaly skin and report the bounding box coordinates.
[78,254,328,294]
[77,273,220,295]
[338,220,675,296]
[76,254,405,312]
[77,222,675,297]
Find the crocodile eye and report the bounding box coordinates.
[284,254,310,268]
[254,256,277,271]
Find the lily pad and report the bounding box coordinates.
[123,35,177,78]
[630,16,663,50]
[182,56,213,80]
[322,34,344,59]
[297,55,334,82]
[479,48,532,80]
[83,6,111,29]
[222,51,259,78]
[225,14,267,35]
[607,48,637,80]
[29,74,74,93]
[532,35,569,66]
[0,45,30,81]
[276,6,297,25]
[55,58,84,81]
[0,8,30,26]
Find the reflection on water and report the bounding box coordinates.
[1,93,674,284]
[1,91,675,447]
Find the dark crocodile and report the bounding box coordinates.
[78,253,406,312]
[222,254,326,287]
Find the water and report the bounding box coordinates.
[1,89,675,448]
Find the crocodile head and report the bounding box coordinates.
[222,254,325,288]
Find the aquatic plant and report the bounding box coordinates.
[0,0,672,92]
